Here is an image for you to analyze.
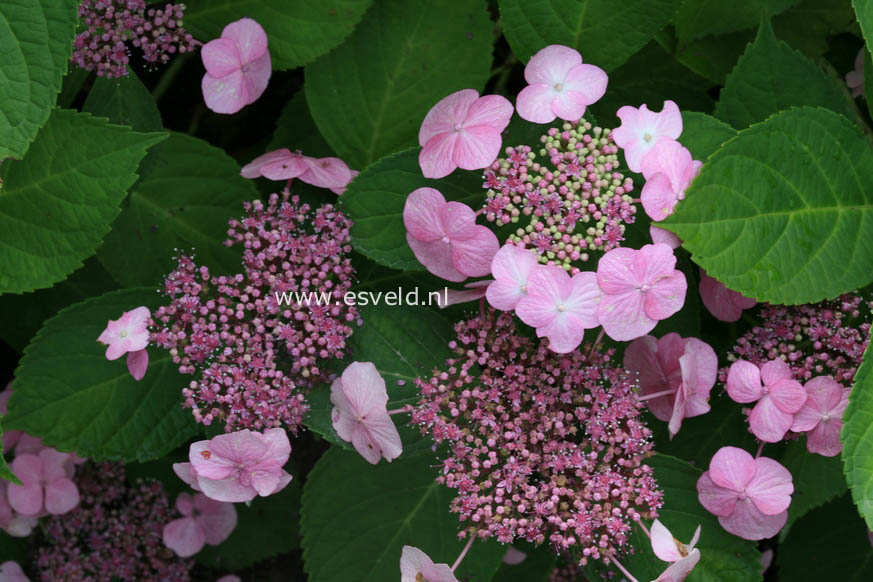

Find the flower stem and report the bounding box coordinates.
[637,520,651,539]
[451,535,475,572]
[586,329,605,359]
[637,388,678,402]
[755,441,765,458]
[609,556,641,582]
[387,405,411,416]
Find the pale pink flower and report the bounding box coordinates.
[651,519,701,581]
[612,100,682,173]
[0,481,39,537]
[400,546,458,582]
[623,333,717,437]
[162,492,237,557]
[182,428,292,502]
[650,225,680,249]
[640,140,702,221]
[699,270,756,322]
[516,45,607,124]
[97,306,150,381]
[331,361,402,464]
[697,446,793,540]
[299,156,354,192]
[436,280,492,308]
[654,550,701,582]
[201,17,271,114]
[596,244,687,341]
[240,149,355,193]
[726,359,807,442]
[403,187,499,282]
[790,376,849,457]
[515,265,600,354]
[847,48,865,98]
[486,244,540,311]
[0,562,28,582]
[7,448,79,516]
[418,89,513,179]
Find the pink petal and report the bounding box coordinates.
[221,18,268,64]
[258,427,292,466]
[624,336,674,422]
[441,201,477,240]
[768,378,807,414]
[453,125,503,171]
[696,471,739,516]
[524,45,581,86]
[806,419,843,457]
[407,236,466,282]
[746,457,793,515]
[564,271,601,328]
[363,411,403,463]
[463,94,513,132]
[641,172,679,221]
[196,475,257,503]
[450,226,500,278]
[644,270,687,321]
[404,187,448,242]
[175,492,195,516]
[249,467,281,497]
[299,156,353,190]
[240,52,272,106]
[516,84,559,124]
[597,247,641,294]
[202,70,248,115]
[749,395,794,442]
[6,471,43,515]
[126,348,149,381]
[9,454,42,485]
[598,290,653,341]
[419,132,461,179]
[650,225,681,248]
[0,561,29,582]
[640,139,692,183]
[487,245,538,310]
[437,280,491,308]
[44,478,79,514]
[726,360,763,403]
[260,153,310,181]
[173,462,202,492]
[654,549,700,582]
[561,63,608,106]
[350,424,384,465]
[805,376,846,413]
[400,546,459,582]
[201,37,241,78]
[503,546,527,566]
[699,271,755,322]
[163,516,206,557]
[194,495,238,545]
[537,312,587,353]
[708,446,756,492]
[419,89,479,146]
[337,362,389,419]
[680,338,717,417]
[638,243,678,284]
[718,498,787,540]
[651,519,683,562]
[760,359,792,386]
[515,265,569,327]
[241,149,293,179]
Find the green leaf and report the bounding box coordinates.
[715,20,859,128]
[269,91,335,157]
[0,418,19,483]
[97,132,257,287]
[497,0,682,72]
[183,0,374,70]
[5,288,199,462]
[780,439,847,530]
[773,0,856,58]
[0,109,166,294]
[843,340,873,529]
[662,28,754,86]
[305,0,493,168]
[777,495,873,579]
[0,533,29,564]
[680,112,738,160]
[83,72,164,132]
[301,447,505,582]
[494,544,556,582]
[339,147,483,270]
[866,50,873,121]
[854,0,873,54]
[662,107,873,305]
[0,0,77,159]
[673,0,800,43]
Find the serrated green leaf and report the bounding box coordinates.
[780,439,846,531]
[663,28,754,85]
[0,418,18,483]
[680,112,738,160]
[854,0,873,53]
[866,51,873,120]
[662,107,873,305]
[5,288,199,462]
[843,340,873,528]
[673,0,800,43]
[184,0,374,70]
[83,72,164,132]
[339,147,484,270]
[301,447,505,582]
[497,0,682,72]
[306,0,493,168]
[773,0,856,58]
[0,109,166,294]
[97,132,256,287]
[715,20,859,128]
[0,0,78,159]
[269,91,335,157]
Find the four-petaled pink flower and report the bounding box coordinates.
[97,306,151,381]
[162,492,238,557]
[640,140,702,221]
[790,376,849,457]
[611,100,682,173]
[403,187,499,282]
[486,244,539,311]
[201,18,272,114]
[697,446,793,540]
[726,359,807,443]
[176,428,293,502]
[516,45,607,124]
[624,333,717,437]
[400,546,458,582]
[240,149,356,193]
[418,89,513,179]
[7,448,79,516]
[699,270,756,322]
[331,361,403,465]
[0,561,28,582]
[650,519,701,582]
[596,243,687,341]
[515,265,600,354]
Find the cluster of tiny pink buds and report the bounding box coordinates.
[411,310,661,565]
[549,560,585,582]
[482,119,636,274]
[721,293,872,386]
[150,193,360,432]
[73,0,196,78]
[36,462,193,580]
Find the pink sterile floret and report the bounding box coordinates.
[790,375,850,457]
[404,187,499,282]
[97,305,151,381]
[486,244,539,311]
[0,481,39,538]
[0,561,28,582]
[847,48,865,98]
[596,243,687,341]
[639,140,702,221]
[515,265,600,353]
[516,45,608,124]
[624,333,717,437]
[697,446,793,540]
[699,270,756,322]
[650,519,701,581]
[163,492,237,558]
[650,225,681,249]
[418,89,513,179]
[611,100,682,173]
[7,448,79,517]
[400,546,458,582]
[726,359,807,443]
[201,17,272,114]
[330,362,403,465]
[240,149,355,193]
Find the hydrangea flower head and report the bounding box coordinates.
[330,362,403,464]
[699,270,756,322]
[612,100,682,173]
[486,244,540,311]
[7,448,79,516]
[418,89,513,178]
[400,546,458,582]
[516,45,608,124]
[639,140,701,221]
[726,359,807,442]
[790,376,849,457]
[162,492,237,557]
[201,18,272,114]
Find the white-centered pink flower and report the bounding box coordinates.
[240,149,355,193]
[201,18,271,114]
[486,244,539,311]
[624,333,717,438]
[418,89,513,179]
[400,546,458,582]
[515,265,600,353]
[403,187,499,282]
[97,306,151,381]
[697,446,793,540]
[790,376,849,457]
[331,361,402,465]
[650,519,701,582]
[596,243,687,341]
[639,140,702,221]
[698,270,756,322]
[162,492,237,558]
[515,45,607,124]
[0,561,28,582]
[726,359,807,443]
[7,448,79,516]
[612,100,682,173]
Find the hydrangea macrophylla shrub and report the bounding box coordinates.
[97,305,151,381]
[790,376,850,456]
[639,139,702,222]
[699,270,756,322]
[611,100,683,173]
[162,492,237,558]
[241,149,357,194]
[726,359,808,443]
[201,18,272,114]
[411,310,662,565]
